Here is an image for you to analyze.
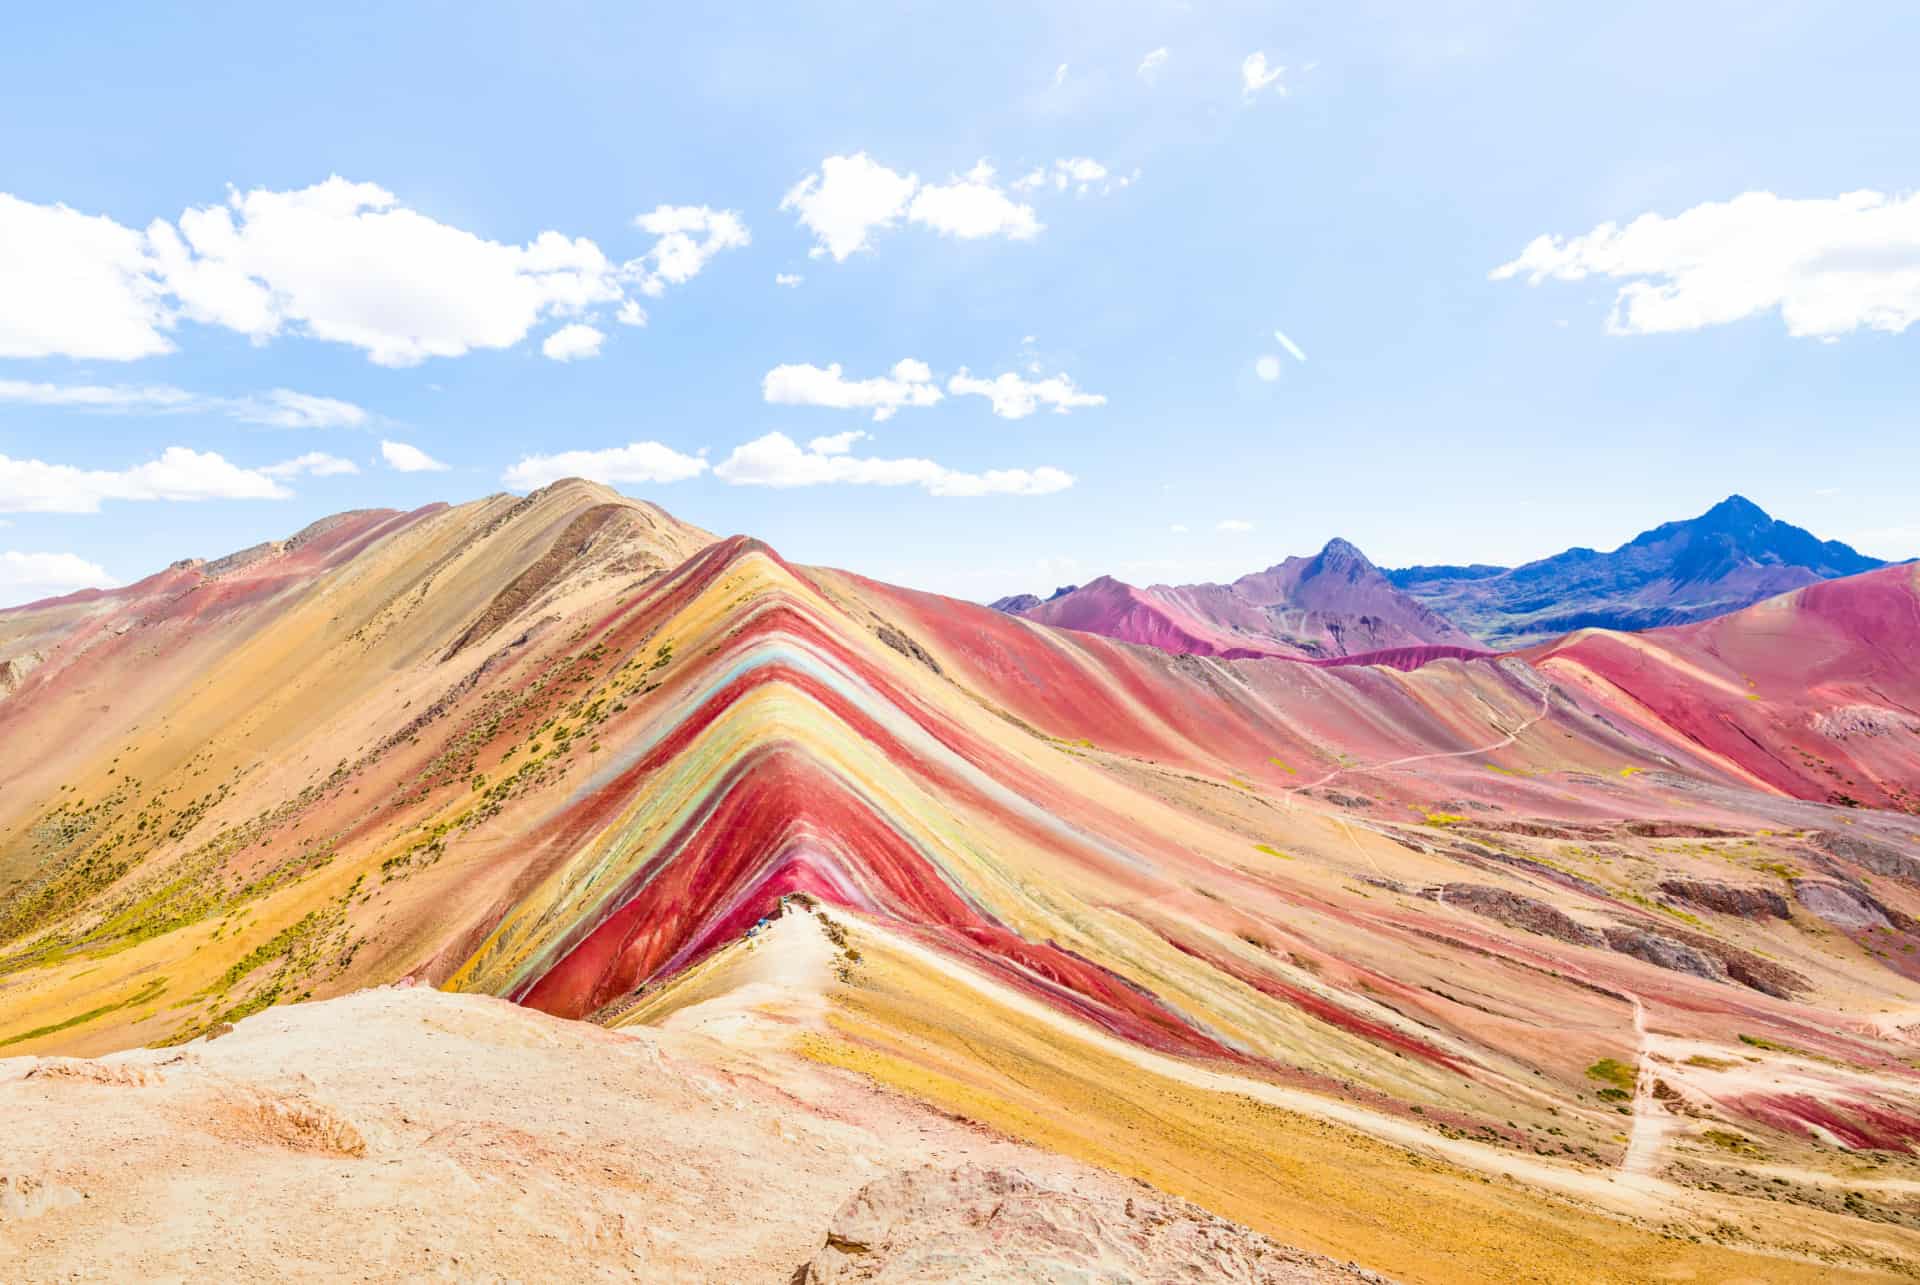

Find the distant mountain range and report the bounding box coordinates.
[1006,538,1479,660]
[991,496,1893,656]
[1387,495,1890,647]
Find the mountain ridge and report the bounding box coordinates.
[1006,537,1481,660]
[5,483,1920,1277]
[1387,495,1890,646]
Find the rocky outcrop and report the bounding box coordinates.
[1602,924,1808,999]
[794,1164,1380,1284]
[1814,830,1920,885]
[1603,928,1729,984]
[1432,884,1605,948]
[1793,880,1900,932]
[0,650,43,701]
[1623,821,1741,839]
[1657,880,1790,920]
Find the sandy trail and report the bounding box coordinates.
[857,909,1682,1217]
[1620,993,1665,1179]
[1284,683,1554,807]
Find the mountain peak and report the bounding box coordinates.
[1318,537,1370,563]
[1699,494,1771,527]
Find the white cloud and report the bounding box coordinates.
[154,177,625,366]
[0,551,117,598]
[946,369,1106,419]
[1053,63,1069,87]
[1138,48,1169,84]
[908,162,1041,242]
[774,272,803,287]
[780,153,921,262]
[762,358,943,421]
[0,193,170,360]
[630,205,750,296]
[808,430,867,456]
[541,322,605,362]
[259,452,359,479]
[616,299,648,327]
[1491,189,1920,339]
[0,447,290,513]
[0,379,368,430]
[782,155,1055,260]
[1242,52,1286,98]
[1217,519,1255,533]
[1169,523,1189,534]
[714,432,1073,497]
[502,441,708,490]
[1254,355,1282,381]
[1274,329,1308,363]
[0,177,743,367]
[380,440,449,473]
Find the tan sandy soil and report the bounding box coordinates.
[0,978,1373,1283]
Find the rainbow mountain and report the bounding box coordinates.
[4,479,1920,1281]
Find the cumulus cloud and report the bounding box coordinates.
[541,322,604,362]
[774,272,803,287]
[502,441,709,490]
[762,358,943,421]
[1138,48,1169,83]
[780,153,922,262]
[0,551,117,599]
[0,447,291,513]
[0,379,370,431]
[946,369,1106,419]
[152,176,627,366]
[0,193,170,360]
[0,177,738,367]
[781,154,1048,260]
[259,452,359,479]
[714,432,1073,497]
[1217,518,1255,533]
[380,440,449,473]
[908,162,1041,242]
[630,205,750,296]
[1241,52,1286,98]
[1491,189,1920,339]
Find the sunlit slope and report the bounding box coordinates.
[2,485,1918,1277]
[0,480,711,1048]
[1536,561,1920,810]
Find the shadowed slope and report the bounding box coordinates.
[1394,495,1894,647]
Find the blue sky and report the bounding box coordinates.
[3,1,1918,607]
